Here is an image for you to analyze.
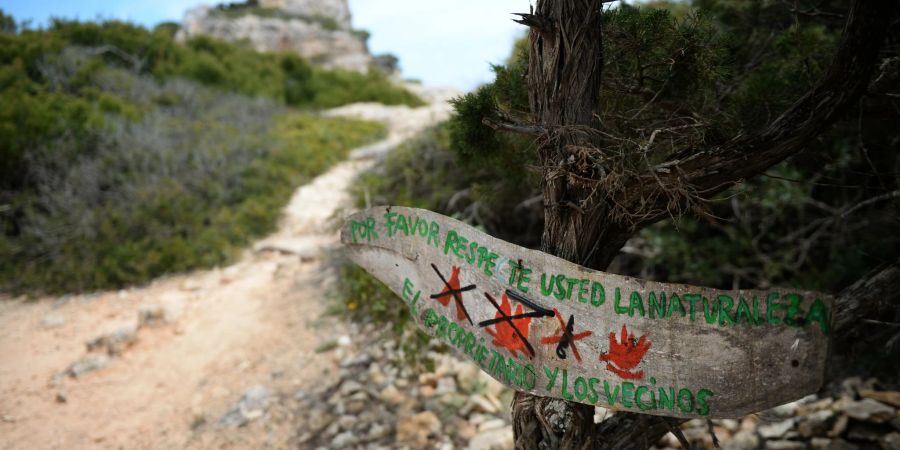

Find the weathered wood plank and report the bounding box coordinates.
[341,206,833,419]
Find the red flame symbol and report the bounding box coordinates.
[600,324,651,380]
[485,293,533,358]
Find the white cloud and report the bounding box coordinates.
[349,0,529,90]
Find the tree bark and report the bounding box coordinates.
[510,0,897,449]
[522,0,631,271]
[513,1,618,448]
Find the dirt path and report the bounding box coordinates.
[0,87,458,450]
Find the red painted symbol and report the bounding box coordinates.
[430,264,475,325]
[600,324,651,380]
[483,292,534,358]
[540,308,593,362]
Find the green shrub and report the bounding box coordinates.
[0,60,385,294]
[0,12,424,114]
[303,69,426,109]
[0,10,424,295]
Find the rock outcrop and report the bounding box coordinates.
[259,0,352,29]
[177,0,376,72]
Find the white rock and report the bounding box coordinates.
[759,419,795,439]
[260,0,353,29]
[771,401,800,417]
[66,354,111,378]
[85,324,138,355]
[177,1,373,73]
[137,304,177,327]
[339,380,363,395]
[331,430,357,449]
[468,427,514,450]
[477,419,506,433]
[218,385,271,427]
[337,415,356,430]
[307,411,335,433]
[720,419,740,432]
[842,398,895,423]
[435,377,457,396]
[397,411,440,446]
[881,432,900,450]
[798,410,834,437]
[468,395,499,414]
[829,414,849,437]
[367,423,389,440]
[379,385,406,406]
[723,431,759,450]
[765,440,805,450]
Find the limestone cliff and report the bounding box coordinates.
[259,0,352,29]
[177,0,380,73]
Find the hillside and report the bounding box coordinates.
[0,9,422,294]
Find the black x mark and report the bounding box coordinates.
[478,289,554,358]
[429,263,475,325]
[556,315,576,359]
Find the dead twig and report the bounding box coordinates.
[482,117,546,136]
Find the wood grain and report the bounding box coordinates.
[342,206,833,419]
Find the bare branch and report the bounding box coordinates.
[511,12,553,33]
[840,189,900,218]
[833,259,900,337]
[482,117,545,136]
[869,56,900,94]
[664,418,693,450]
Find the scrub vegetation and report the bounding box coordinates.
[0,11,407,294]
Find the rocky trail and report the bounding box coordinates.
[0,87,485,450]
[2,86,899,450]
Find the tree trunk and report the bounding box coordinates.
[519,0,631,271]
[512,1,631,448]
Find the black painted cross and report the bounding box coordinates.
[430,263,475,325]
[478,289,554,357]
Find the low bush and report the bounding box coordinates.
[0,12,421,185]
[0,9,426,294]
[0,56,385,294]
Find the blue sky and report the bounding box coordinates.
[1,0,530,90]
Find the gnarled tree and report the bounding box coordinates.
[478,0,900,448]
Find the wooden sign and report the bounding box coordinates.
[341,206,833,419]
